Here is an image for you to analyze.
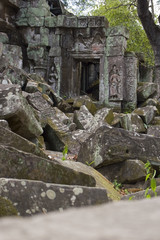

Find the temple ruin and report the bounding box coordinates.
[0,0,148,111]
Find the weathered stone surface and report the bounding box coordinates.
[0,197,160,240]
[72,96,97,115]
[44,150,121,201]
[0,84,43,139]
[123,52,138,111]
[120,113,146,133]
[73,105,94,130]
[37,82,66,108]
[1,44,23,69]
[0,32,9,44]
[151,116,160,125]
[0,178,108,216]
[147,125,160,137]
[0,196,18,217]
[25,81,39,93]
[94,107,114,125]
[111,112,122,127]
[0,120,9,129]
[133,106,156,125]
[0,126,46,158]
[98,159,146,184]
[26,91,54,126]
[78,125,160,167]
[0,66,29,88]
[0,145,96,187]
[118,160,146,183]
[141,98,160,115]
[137,82,157,102]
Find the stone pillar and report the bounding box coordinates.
[104,26,129,111]
[123,52,138,111]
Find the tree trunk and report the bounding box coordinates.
[137,0,160,95]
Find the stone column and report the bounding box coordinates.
[104,26,129,111]
[123,52,138,111]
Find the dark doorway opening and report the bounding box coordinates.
[80,60,100,101]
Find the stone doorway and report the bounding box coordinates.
[79,60,100,101]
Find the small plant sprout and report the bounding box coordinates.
[62,145,68,161]
[85,161,95,166]
[129,196,135,201]
[113,179,122,191]
[144,161,157,198]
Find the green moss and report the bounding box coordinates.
[0,197,18,217]
[104,110,114,124]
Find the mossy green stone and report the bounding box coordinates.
[0,33,9,44]
[45,16,57,27]
[28,16,44,27]
[0,197,18,217]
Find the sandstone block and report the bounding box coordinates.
[78,125,160,167]
[0,178,108,216]
[133,106,156,125]
[0,84,43,140]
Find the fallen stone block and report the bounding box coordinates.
[98,159,146,184]
[0,126,46,158]
[137,82,157,102]
[94,107,114,125]
[77,125,160,167]
[120,113,146,133]
[141,98,160,115]
[133,106,156,124]
[73,105,94,130]
[0,66,30,88]
[151,116,160,125]
[0,178,108,216]
[72,95,97,115]
[0,145,96,187]
[147,125,160,137]
[0,84,43,139]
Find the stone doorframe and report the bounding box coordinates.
[71,53,105,101]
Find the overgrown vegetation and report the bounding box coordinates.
[62,145,68,161]
[92,0,154,66]
[144,161,157,198]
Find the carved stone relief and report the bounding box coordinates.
[48,63,58,92]
[109,64,122,100]
[73,32,104,52]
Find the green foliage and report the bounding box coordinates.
[129,196,135,200]
[92,0,154,66]
[62,145,68,161]
[113,179,122,191]
[85,160,95,166]
[144,161,157,198]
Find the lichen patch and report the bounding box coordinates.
[73,187,83,196]
[46,190,56,200]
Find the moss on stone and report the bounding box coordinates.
[0,197,18,217]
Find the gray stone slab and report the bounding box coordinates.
[0,178,108,216]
